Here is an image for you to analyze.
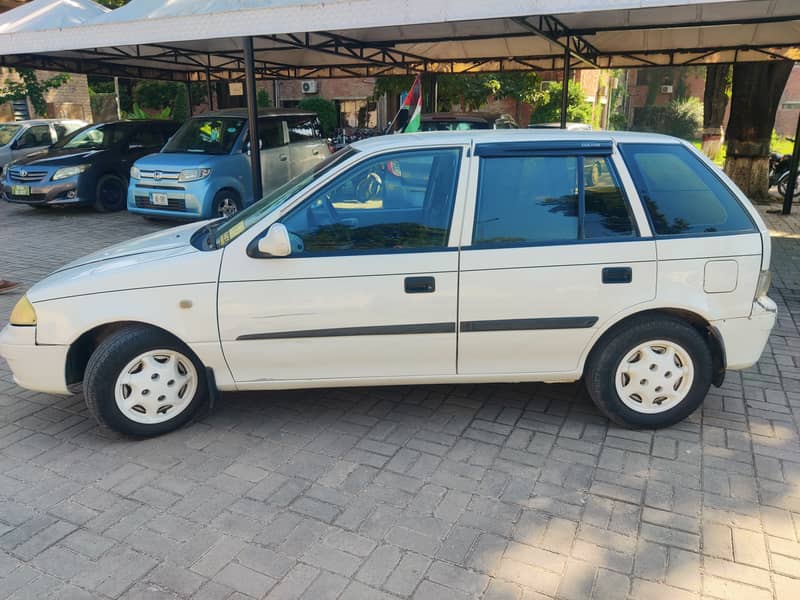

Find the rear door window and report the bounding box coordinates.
[287,115,323,142]
[618,143,754,236]
[472,148,635,246]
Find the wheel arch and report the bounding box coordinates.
[65,321,192,386]
[582,307,726,387]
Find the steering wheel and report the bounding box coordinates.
[355,171,382,202]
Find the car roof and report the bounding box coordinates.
[349,129,685,153]
[422,112,508,122]
[1,118,86,126]
[197,108,317,119]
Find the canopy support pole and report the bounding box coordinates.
[560,40,570,129]
[206,65,214,111]
[782,111,800,215]
[243,36,263,201]
[185,77,193,117]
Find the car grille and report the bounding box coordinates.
[8,169,48,182]
[139,170,180,182]
[134,196,186,211]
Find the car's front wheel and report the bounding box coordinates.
[94,174,127,212]
[585,316,712,428]
[213,189,241,218]
[84,326,207,437]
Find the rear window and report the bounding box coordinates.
[618,143,754,236]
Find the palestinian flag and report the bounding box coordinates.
[398,75,422,133]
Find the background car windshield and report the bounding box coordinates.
[57,123,130,149]
[420,121,490,131]
[0,124,22,146]
[163,118,245,154]
[214,146,358,247]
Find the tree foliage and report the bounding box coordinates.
[530,81,592,124]
[0,69,70,116]
[257,88,271,108]
[298,96,337,135]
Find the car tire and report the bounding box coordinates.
[584,316,712,429]
[84,325,208,437]
[94,174,127,212]
[213,189,241,218]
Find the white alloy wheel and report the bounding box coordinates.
[114,349,198,424]
[217,196,238,217]
[614,339,695,414]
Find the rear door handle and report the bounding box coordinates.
[602,267,632,284]
[405,276,435,293]
[279,154,289,161]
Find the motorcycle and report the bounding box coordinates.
[769,139,799,200]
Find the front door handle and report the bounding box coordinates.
[279,154,289,161]
[405,276,435,293]
[602,267,632,284]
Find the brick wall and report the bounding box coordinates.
[278,78,376,101]
[0,68,92,122]
[775,64,800,138]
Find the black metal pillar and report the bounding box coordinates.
[782,111,800,215]
[560,40,570,129]
[205,65,214,111]
[242,36,263,200]
[185,78,193,117]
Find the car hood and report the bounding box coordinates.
[11,146,111,167]
[27,221,220,303]
[135,152,220,170]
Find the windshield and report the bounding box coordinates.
[163,117,245,154]
[213,146,359,248]
[420,120,490,132]
[56,123,131,150]
[0,124,22,146]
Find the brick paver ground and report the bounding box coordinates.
[2,199,800,599]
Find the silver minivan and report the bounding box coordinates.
[0,119,87,168]
[128,108,330,219]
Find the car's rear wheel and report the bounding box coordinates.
[84,326,207,437]
[585,316,712,428]
[94,174,127,212]
[213,189,241,218]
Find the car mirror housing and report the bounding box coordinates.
[257,223,292,257]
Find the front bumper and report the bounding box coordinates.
[127,181,206,219]
[2,177,88,206]
[712,297,777,371]
[0,324,71,395]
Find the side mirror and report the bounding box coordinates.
[257,223,292,257]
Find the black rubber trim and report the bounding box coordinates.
[237,322,456,341]
[475,141,613,157]
[460,316,598,332]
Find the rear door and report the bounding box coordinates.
[286,114,328,176]
[457,141,657,375]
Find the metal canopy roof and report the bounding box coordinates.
[0,0,797,81]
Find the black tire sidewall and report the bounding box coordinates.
[213,190,240,218]
[95,174,127,212]
[587,318,712,428]
[85,327,207,437]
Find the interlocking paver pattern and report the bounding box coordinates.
[2,200,800,598]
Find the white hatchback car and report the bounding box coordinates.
[0,130,776,437]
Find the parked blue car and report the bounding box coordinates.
[127,108,329,219]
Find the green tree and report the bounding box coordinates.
[257,88,271,108]
[530,81,592,125]
[172,83,189,123]
[298,96,337,134]
[0,68,70,116]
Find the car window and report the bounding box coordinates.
[618,143,755,236]
[280,147,461,255]
[54,121,84,140]
[17,125,52,148]
[0,123,22,146]
[473,154,635,246]
[57,123,132,150]
[162,117,244,154]
[130,125,167,147]
[253,118,286,150]
[287,115,323,142]
[583,156,636,238]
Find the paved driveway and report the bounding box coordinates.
[1,201,800,600]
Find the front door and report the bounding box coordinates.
[11,124,53,161]
[218,145,467,383]
[258,118,290,195]
[457,142,657,375]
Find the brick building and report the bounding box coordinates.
[776,64,800,138]
[277,78,382,129]
[0,68,93,123]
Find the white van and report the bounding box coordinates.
[1,130,776,436]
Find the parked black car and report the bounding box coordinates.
[1,120,180,212]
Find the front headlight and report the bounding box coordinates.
[52,165,89,181]
[178,168,211,183]
[130,165,140,180]
[9,296,36,326]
